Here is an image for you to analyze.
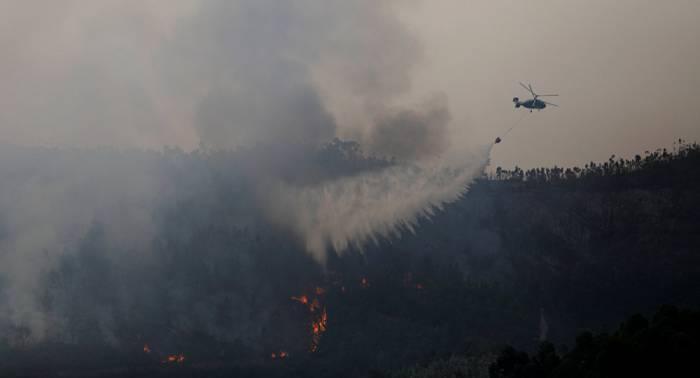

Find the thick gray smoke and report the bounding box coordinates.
[152,0,487,262]
[158,0,444,154]
[0,148,160,343]
[0,1,489,345]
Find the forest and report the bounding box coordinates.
[0,140,698,377]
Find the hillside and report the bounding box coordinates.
[0,142,698,377]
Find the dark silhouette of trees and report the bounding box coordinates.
[489,306,700,378]
[489,139,700,189]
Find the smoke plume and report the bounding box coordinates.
[0,0,489,345]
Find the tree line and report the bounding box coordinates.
[489,139,699,187]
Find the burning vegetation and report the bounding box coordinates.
[141,342,185,365]
[310,308,328,353]
[164,354,186,364]
[270,351,288,360]
[291,286,330,353]
[290,295,309,306]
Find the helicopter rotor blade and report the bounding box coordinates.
[538,94,559,97]
[519,82,535,96]
[543,101,559,107]
[528,83,539,99]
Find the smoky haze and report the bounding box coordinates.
[0,0,452,153]
[0,0,489,345]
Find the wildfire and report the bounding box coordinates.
[141,342,185,365]
[290,295,309,305]
[292,293,321,312]
[163,354,186,364]
[290,288,330,352]
[310,308,328,352]
[271,350,288,360]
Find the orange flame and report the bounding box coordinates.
[319,309,328,333]
[270,350,288,360]
[143,343,151,354]
[290,289,330,352]
[290,295,309,305]
[310,308,328,352]
[292,293,323,312]
[163,354,185,364]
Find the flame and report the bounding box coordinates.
[143,343,151,354]
[163,354,185,364]
[291,295,309,305]
[361,277,370,288]
[292,293,322,312]
[290,289,329,352]
[311,310,327,334]
[270,350,288,360]
[310,308,328,352]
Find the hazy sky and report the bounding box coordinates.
[403,0,700,168]
[1,0,699,168]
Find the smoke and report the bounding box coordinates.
[366,95,452,160]
[0,0,490,345]
[0,147,161,343]
[267,146,490,263]
[0,1,452,152]
[153,0,486,263]
[157,0,439,152]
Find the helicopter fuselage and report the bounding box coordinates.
[513,83,557,111]
[515,98,546,110]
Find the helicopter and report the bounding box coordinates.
[513,82,558,112]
